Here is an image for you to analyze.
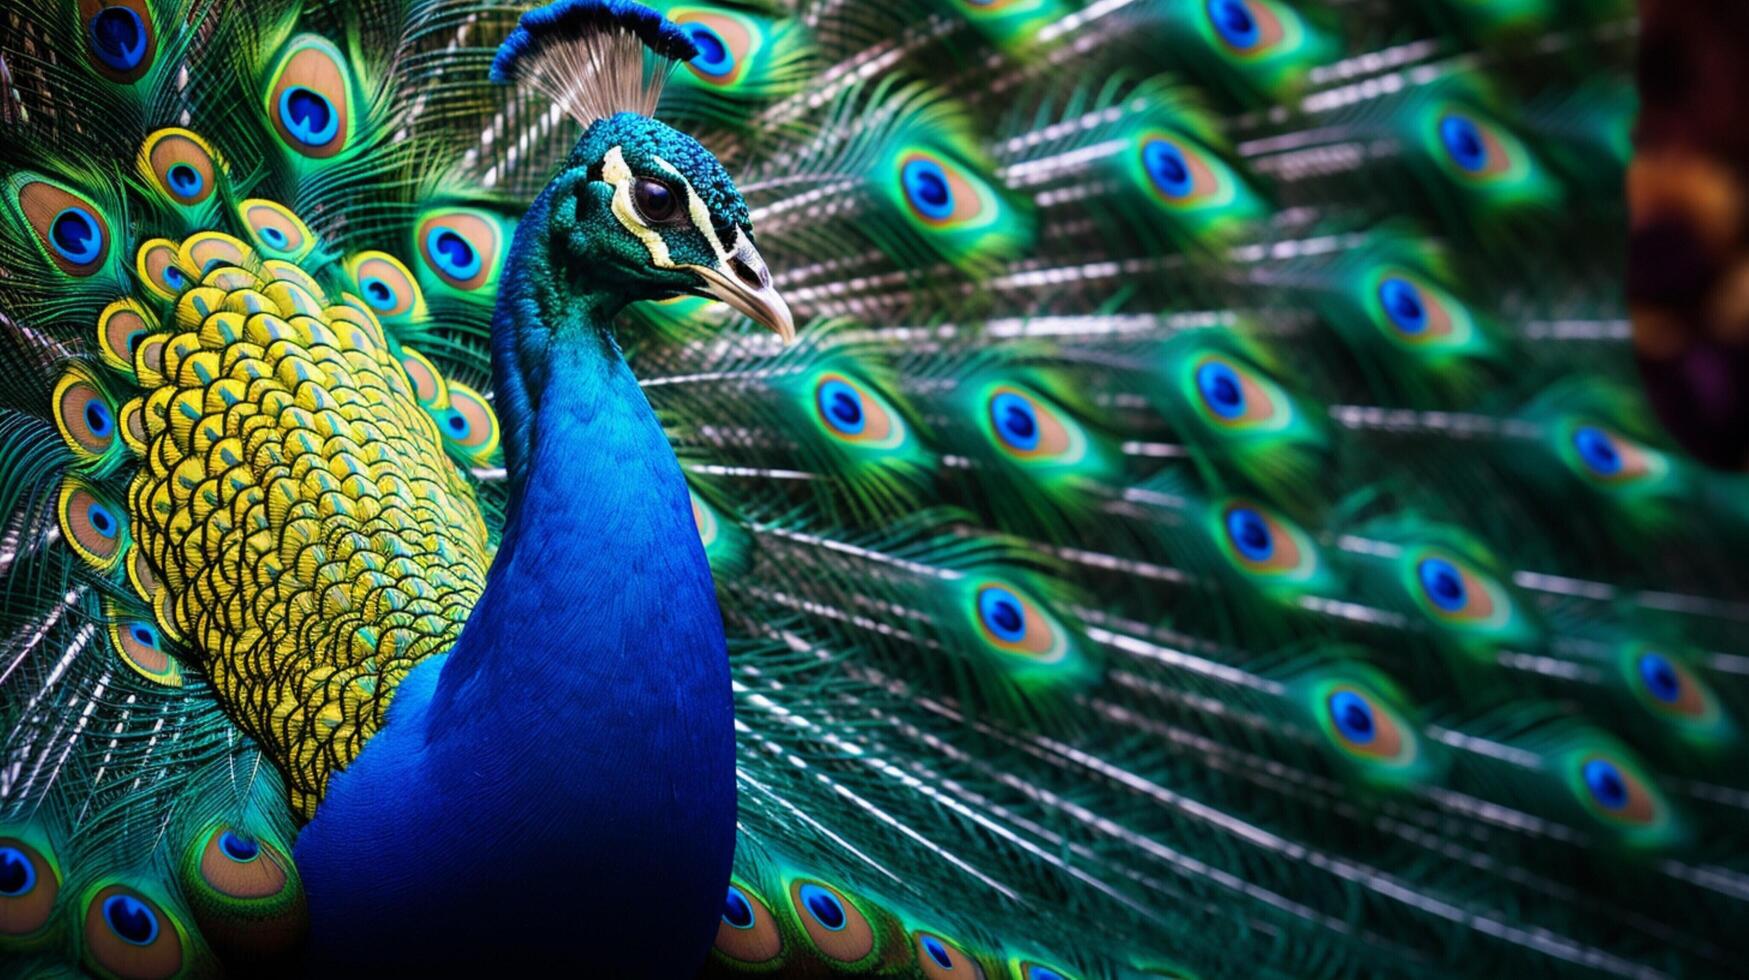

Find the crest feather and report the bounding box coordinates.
[491,0,699,126]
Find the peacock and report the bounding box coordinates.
[0,0,1743,975]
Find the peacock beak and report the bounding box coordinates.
[683,236,795,344]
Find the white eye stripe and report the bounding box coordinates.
[602,146,733,268]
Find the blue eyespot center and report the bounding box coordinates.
[990,392,1040,451]
[1582,758,1629,811]
[280,86,340,147]
[902,158,955,221]
[922,935,954,969]
[165,163,202,197]
[1572,426,1624,477]
[102,894,159,946]
[85,400,114,437]
[1439,114,1489,173]
[363,278,396,311]
[1031,968,1067,980]
[1417,557,1466,612]
[1225,506,1274,562]
[161,265,185,289]
[218,831,260,863]
[978,587,1028,643]
[130,624,157,648]
[1637,652,1682,705]
[1195,361,1246,418]
[685,23,734,77]
[817,380,866,435]
[723,885,755,929]
[259,225,288,248]
[798,884,846,931]
[1328,690,1376,744]
[50,207,103,265]
[444,412,470,437]
[1143,139,1194,199]
[429,228,482,280]
[89,7,147,71]
[0,847,35,896]
[1378,278,1427,335]
[1207,0,1260,48]
[88,502,118,538]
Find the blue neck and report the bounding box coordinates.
[296,192,737,972]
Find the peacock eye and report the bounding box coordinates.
[633,178,682,224]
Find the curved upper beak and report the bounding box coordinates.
[682,236,795,344]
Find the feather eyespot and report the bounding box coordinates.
[1434,110,1518,182]
[398,349,450,411]
[85,885,183,978]
[53,369,119,464]
[241,199,316,260]
[1629,649,1718,723]
[916,932,985,979]
[1219,502,1313,578]
[14,178,112,276]
[1577,756,1659,825]
[58,479,126,571]
[972,583,1069,662]
[1020,962,1075,980]
[435,381,501,464]
[1563,424,1657,485]
[81,0,156,81]
[97,299,152,373]
[136,239,195,299]
[985,386,1083,463]
[714,881,782,963]
[180,825,306,958]
[416,210,506,295]
[1138,134,1234,210]
[1408,552,1508,628]
[1190,356,1285,429]
[789,881,875,963]
[1323,687,1411,762]
[140,129,220,207]
[265,36,354,158]
[898,151,990,228]
[346,252,426,321]
[1206,0,1287,54]
[0,838,57,936]
[108,612,181,687]
[814,373,907,448]
[672,9,758,86]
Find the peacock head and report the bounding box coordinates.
[544,112,792,340]
[493,0,792,341]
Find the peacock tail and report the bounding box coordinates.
[0,0,1742,978]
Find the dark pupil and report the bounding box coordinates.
[1212,375,1240,406]
[167,164,198,193]
[637,181,675,219]
[262,226,287,245]
[1238,517,1267,550]
[1588,437,1617,466]
[448,415,466,432]
[1219,0,1254,33]
[132,626,154,645]
[1154,149,1187,185]
[52,212,95,255]
[163,266,183,287]
[1003,405,1035,439]
[1342,703,1373,736]
[0,850,28,894]
[923,937,953,969]
[806,892,844,929]
[723,890,753,928]
[1650,663,1676,695]
[1392,291,1422,321]
[914,169,949,207]
[368,281,391,302]
[991,600,1022,634]
[1433,570,1461,600]
[694,28,727,64]
[85,403,109,433]
[106,897,154,944]
[221,834,259,861]
[91,510,113,534]
[285,88,332,132]
[92,9,141,60]
[830,392,862,425]
[1451,123,1481,160]
[1595,769,1625,805]
[436,230,475,268]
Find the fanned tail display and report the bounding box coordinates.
[3,0,1746,977]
